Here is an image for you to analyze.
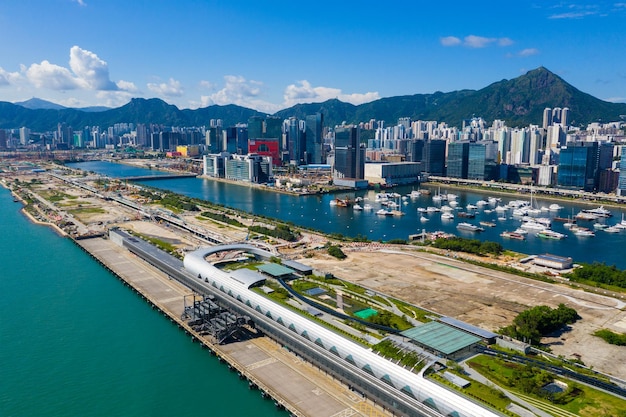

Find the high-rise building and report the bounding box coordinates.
[264,117,283,142]
[19,127,30,146]
[247,116,264,140]
[542,108,552,130]
[557,141,599,191]
[422,139,446,176]
[0,129,7,149]
[446,141,469,178]
[333,126,364,180]
[468,141,498,180]
[305,113,324,164]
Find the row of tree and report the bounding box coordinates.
[565,262,626,289]
[431,237,503,256]
[248,224,299,242]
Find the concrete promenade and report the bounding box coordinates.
[76,236,391,417]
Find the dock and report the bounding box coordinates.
[75,236,389,417]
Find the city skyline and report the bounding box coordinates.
[1,1,625,112]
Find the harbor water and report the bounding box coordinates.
[67,161,626,269]
[0,186,283,417]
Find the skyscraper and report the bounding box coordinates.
[422,139,446,176]
[305,113,324,164]
[557,141,599,191]
[446,141,469,179]
[333,126,364,180]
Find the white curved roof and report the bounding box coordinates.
[184,246,500,417]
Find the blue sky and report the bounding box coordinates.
[0,0,625,113]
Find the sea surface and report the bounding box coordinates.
[0,186,283,417]
[67,161,626,269]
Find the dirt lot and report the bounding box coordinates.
[300,247,626,379]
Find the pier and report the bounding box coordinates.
[74,235,392,417]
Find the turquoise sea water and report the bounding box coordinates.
[0,187,283,417]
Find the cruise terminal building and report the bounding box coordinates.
[183,244,501,417]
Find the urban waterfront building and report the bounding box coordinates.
[422,139,446,176]
[446,141,469,179]
[557,141,599,191]
[364,162,421,185]
[333,126,365,181]
[305,112,324,165]
[225,154,272,183]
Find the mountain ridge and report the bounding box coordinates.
[3,67,625,132]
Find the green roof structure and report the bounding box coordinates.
[257,263,295,277]
[400,322,481,356]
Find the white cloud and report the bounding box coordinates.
[96,90,136,107]
[0,67,21,86]
[199,80,215,90]
[116,80,138,92]
[69,46,117,90]
[604,96,626,103]
[147,77,184,97]
[283,80,380,107]
[441,35,514,48]
[72,0,86,6]
[549,11,596,19]
[25,60,80,90]
[440,36,461,46]
[518,48,539,57]
[202,75,278,112]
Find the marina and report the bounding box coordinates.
[68,161,626,269]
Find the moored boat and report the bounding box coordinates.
[501,231,526,240]
[456,222,484,232]
[537,229,567,240]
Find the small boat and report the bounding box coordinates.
[479,221,496,227]
[495,205,508,212]
[582,206,612,218]
[520,221,545,231]
[376,209,393,216]
[476,200,488,207]
[572,226,595,237]
[457,212,475,218]
[441,205,454,212]
[446,193,458,201]
[488,197,499,205]
[501,231,526,240]
[575,211,598,221]
[426,206,440,213]
[497,216,507,221]
[549,203,564,211]
[513,227,529,235]
[417,207,427,213]
[456,222,484,232]
[409,190,421,199]
[353,204,363,211]
[605,226,622,233]
[420,215,429,222]
[441,212,455,220]
[593,223,608,230]
[363,204,373,211]
[329,200,337,206]
[466,204,478,210]
[449,200,459,207]
[537,229,567,240]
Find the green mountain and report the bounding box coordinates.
[276,67,626,128]
[2,67,625,132]
[0,98,267,132]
